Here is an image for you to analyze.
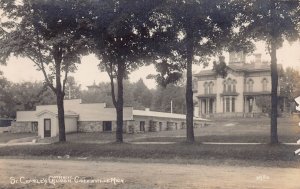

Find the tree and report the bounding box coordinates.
[0,72,14,118]
[151,84,186,114]
[64,76,81,100]
[255,96,272,114]
[279,67,300,112]
[132,79,153,109]
[11,82,56,110]
[0,0,90,142]
[238,0,300,144]
[90,0,162,142]
[81,82,114,106]
[213,56,229,78]
[149,0,239,143]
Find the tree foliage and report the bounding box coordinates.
[148,0,240,142]
[0,0,91,141]
[237,0,300,144]
[64,76,81,100]
[90,0,163,142]
[0,72,13,118]
[213,56,228,78]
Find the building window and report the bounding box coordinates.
[228,84,232,93]
[227,78,232,92]
[226,98,230,112]
[31,122,38,132]
[181,122,185,129]
[247,79,254,92]
[140,121,145,132]
[103,121,112,132]
[159,122,163,131]
[204,82,208,94]
[232,98,235,112]
[223,78,236,93]
[208,82,214,94]
[232,80,237,92]
[262,78,268,91]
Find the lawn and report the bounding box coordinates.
[1,117,300,167]
[0,133,36,143]
[0,142,300,168]
[41,117,300,143]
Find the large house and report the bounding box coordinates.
[13,99,209,138]
[193,51,283,118]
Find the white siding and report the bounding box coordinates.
[16,111,38,122]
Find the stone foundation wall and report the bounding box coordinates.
[78,121,103,132]
[0,127,11,133]
[10,122,33,133]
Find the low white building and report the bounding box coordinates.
[13,99,209,138]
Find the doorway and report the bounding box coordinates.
[44,119,51,137]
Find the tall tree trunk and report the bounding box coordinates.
[54,48,66,142]
[116,63,124,143]
[186,35,195,143]
[57,89,66,142]
[56,66,66,142]
[270,40,279,144]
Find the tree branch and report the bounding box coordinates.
[62,62,70,94]
[33,29,57,93]
[105,62,117,107]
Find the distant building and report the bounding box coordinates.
[86,80,101,92]
[13,99,209,138]
[193,51,283,118]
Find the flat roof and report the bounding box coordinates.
[133,110,209,121]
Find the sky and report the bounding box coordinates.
[0,40,300,90]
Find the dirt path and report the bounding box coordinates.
[0,158,299,189]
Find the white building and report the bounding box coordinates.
[13,99,209,138]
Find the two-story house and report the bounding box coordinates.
[193,51,282,118]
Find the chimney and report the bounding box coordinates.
[229,51,246,64]
[254,53,262,64]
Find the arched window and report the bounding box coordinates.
[209,81,214,94]
[232,80,237,92]
[204,82,208,94]
[223,78,236,93]
[227,78,232,92]
[247,79,254,92]
[262,78,268,91]
[223,81,226,93]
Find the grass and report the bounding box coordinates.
[1,117,300,168]
[44,117,300,143]
[0,142,300,168]
[0,133,36,143]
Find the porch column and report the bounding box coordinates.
[205,98,208,114]
[244,96,246,113]
[229,96,232,112]
[223,97,226,113]
[252,97,256,112]
[199,99,202,116]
